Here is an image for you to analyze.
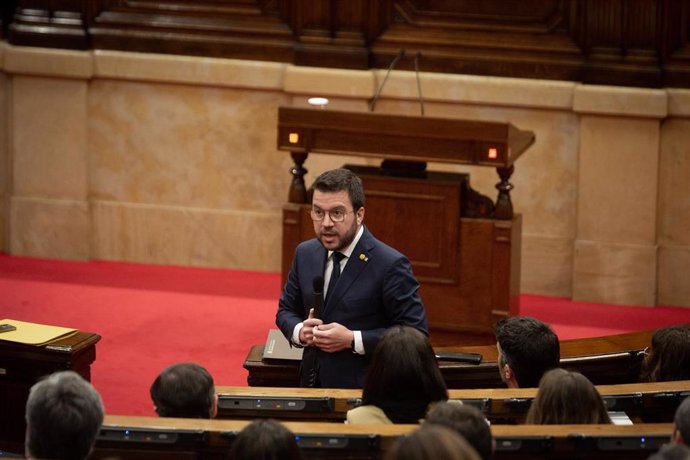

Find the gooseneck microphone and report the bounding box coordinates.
[312,276,324,319]
[369,48,405,113]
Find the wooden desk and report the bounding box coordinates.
[244,329,652,389]
[0,331,100,453]
[216,380,690,424]
[93,414,673,460]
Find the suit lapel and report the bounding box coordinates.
[310,243,328,298]
[323,227,374,318]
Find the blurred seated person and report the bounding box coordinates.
[150,362,217,418]
[673,397,690,446]
[647,443,690,460]
[425,402,494,460]
[385,425,481,460]
[641,325,690,382]
[347,325,448,424]
[525,368,611,424]
[231,419,304,460]
[25,370,104,460]
[495,316,560,388]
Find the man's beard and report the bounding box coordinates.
[321,220,358,252]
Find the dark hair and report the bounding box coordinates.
[231,419,304,460]
[362,325,448,423]
[641,326,690,382]
[495,316,560,388]
[647,443,690,460]
[25,371,104,460]
[312,168,365,211]
[674,397,690,446]
[385,425,481,460]
[150,362,215,418]
[525,368,611,425]
[426,402,493,460]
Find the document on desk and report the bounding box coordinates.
[0,319,78,346]
[608,411,634,425]
[263,329,303,361]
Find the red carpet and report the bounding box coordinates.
[1,254,689,416]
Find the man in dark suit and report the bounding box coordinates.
[276,168,428,388]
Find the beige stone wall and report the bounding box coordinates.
[658,92,690,307]
[1,42,688,306]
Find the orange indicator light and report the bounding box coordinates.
[488,148,498,159]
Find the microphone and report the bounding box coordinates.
[414,51,425,116]
[312,276,324,319]
[369,48,405,113]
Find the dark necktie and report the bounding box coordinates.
[326,252,344,303]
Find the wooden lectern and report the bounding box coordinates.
[0,331,100,454]
[277,107,535,340]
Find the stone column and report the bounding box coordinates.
[572,85,666,305]
[6,46,92,260]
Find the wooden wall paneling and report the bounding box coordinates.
[289,0,394,69]
[0,0,18,38]
[577,0,663,87]
[89,1,294,61]
[5,0,690,88]
[661,0,690,87]
[9,0,96,49]
[373,0,585,83]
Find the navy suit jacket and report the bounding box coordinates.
[276,226,428,388]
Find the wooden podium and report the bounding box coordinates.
[0,331,101,453]
[278,108,534,338]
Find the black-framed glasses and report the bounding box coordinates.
[310,207,353,223]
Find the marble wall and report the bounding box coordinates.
[1,42,688,307]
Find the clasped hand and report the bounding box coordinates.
[299,308,353,353]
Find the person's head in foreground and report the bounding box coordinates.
[150,362,217,418]
[385,425,481,460]
[525,368,611,424]
[425,402,494,460]
[672,397,690,446]
[641,325,690,383]
[25,370,104,460]
[359,325,448,423]
[647,443,690,460]
[231,419,304,460]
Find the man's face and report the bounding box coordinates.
[312,189,364,251]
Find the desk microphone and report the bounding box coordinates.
[369,48,405,113]
[312,276,324,319]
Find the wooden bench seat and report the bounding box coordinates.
[216,380,690,424]
[93,415,675,460]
